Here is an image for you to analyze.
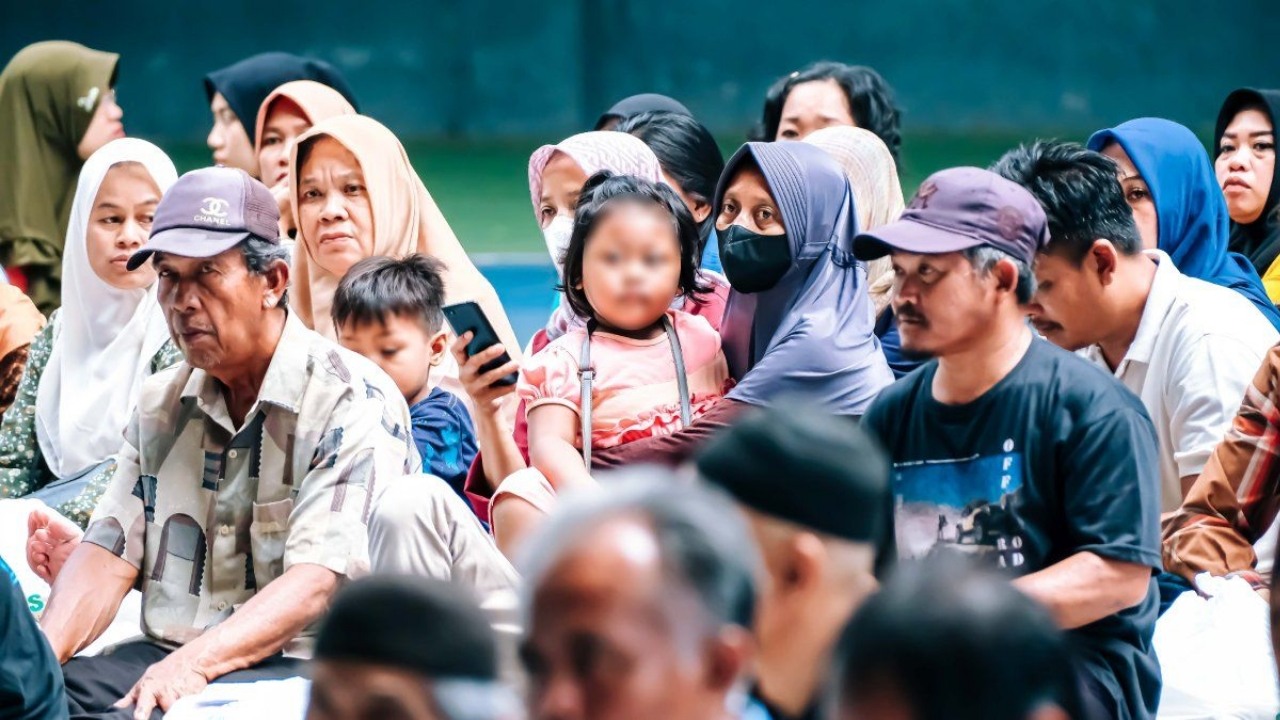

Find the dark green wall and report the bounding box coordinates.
[6,1,1277,142]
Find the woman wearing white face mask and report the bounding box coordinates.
[526,130,729,348]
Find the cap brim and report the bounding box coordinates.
[853,218,985,260]
[127,227,253,271]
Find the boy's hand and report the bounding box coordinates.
[452,333,519,415]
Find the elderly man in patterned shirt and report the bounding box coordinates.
[38,167,415,720]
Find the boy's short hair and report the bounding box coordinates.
[332,254,448,334]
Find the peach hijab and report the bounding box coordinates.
[253,80,356,160]
[289,114,520,357]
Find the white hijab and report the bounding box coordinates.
[35,138,177,478]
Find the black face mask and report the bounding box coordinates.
[718,224,792,293]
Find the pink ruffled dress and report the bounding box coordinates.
[517,309,732,449]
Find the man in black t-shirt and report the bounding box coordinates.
[853,167,1163,720]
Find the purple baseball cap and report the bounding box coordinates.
[852,167,1049,266]
[127,166,280,271]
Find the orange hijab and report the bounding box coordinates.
[0,284,44,359]
[289,115,520,357]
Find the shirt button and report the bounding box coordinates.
[216,601,228,611]
[219,525,232,537]
[227,449,239,459]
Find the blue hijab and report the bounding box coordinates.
[716,142,893,415]
[1087,118,1280,330]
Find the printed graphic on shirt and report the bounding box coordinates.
[893,438,1027,569]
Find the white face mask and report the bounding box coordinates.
[542,215,574,278]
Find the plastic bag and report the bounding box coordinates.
[1154,573,1279,719]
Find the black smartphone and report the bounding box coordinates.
[442,301,518,387]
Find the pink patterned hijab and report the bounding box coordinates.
[527,130,663,211]
[527,131,665,340]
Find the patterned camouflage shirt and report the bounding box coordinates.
[82,311,416,646]
[0,311,184,527]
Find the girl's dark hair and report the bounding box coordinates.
[558,171,710,321]
[616,111,726,253]
[750,61,902,164]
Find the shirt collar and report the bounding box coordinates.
[1090,249,1179,369]
[180,310,313,425]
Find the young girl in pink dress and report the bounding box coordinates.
[516,171,731,494]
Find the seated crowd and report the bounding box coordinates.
[1,41,1279,720]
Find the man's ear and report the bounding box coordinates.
[786,532,827,592]
[993,257,1020,296]
[1088,239,1120,285]
[428,329,449,367]
[704,625,754,694]
[263,258,290,308]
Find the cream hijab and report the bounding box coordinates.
[804,126,905,312]
[289,114,520,357]
[36,138,177,478]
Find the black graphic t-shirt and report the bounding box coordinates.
[863,338,1162,720]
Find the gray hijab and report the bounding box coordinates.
[718,141,893,415]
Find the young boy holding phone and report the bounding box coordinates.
[333,255,478,503]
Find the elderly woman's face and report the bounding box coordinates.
[297,136,375,278]
[86,162,160,291]
[154,248,284,371]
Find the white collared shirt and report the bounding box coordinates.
[1082,251,1279,512]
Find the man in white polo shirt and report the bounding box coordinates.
[994,141,1278,512]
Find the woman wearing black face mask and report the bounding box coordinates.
[713,142,893,411]
[584,141,894,471]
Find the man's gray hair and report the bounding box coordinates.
[239,236,290,305]
[963,245,1036,303]
[519,468,761,640]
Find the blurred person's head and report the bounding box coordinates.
[697,401,889,718]
[528,131,664,280]
[518,472,758,720]
[308,576,514,720]
[854,167,1046,359]
[1215,89,1278,228]
[333,254,449,406]
[205,52,359,177]
[255,80,356,192]
[753,61,901,164]
[617,111,725,256]
[992,141,1145,353]
[834,556,1079,720]
[595,93,691,131]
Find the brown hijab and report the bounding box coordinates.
[289,114,520,358]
